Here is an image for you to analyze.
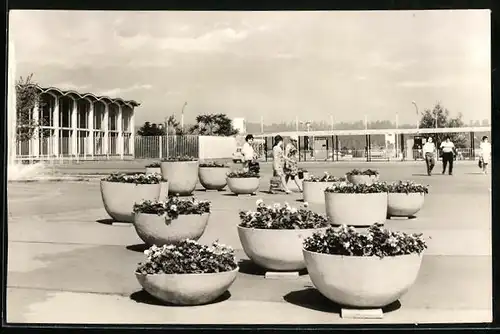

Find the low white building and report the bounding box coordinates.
[232,117,246,135]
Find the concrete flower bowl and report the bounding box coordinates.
[325,192,388,227]
[160,161,199,196]
[387,192,425,218]
[346,174,379,185]
[303,249,423,308]
[100,181,162,223]
[135,267,239,306]
[199,167,230,190]
[227,177,260,195]
[145,167,161,175]
[237,225,329,271]
[133,213,210,246]
[302,181,337,204]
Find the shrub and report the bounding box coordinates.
[227,170,260,178]
[199,161,228,168]
[304,171,346,182]
[346,169,379,176]
[238,199,329,230]
[102,173,163,184]
[136,240,237,274]
[325,181,389,194]
[303,224,427,258]
[133,196,210,220]
[161,156,198,162]
[388,181,429,194]
[145,162,161,168]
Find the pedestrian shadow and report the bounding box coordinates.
[387,215,417,220]
[465,172,487,175]
[96,218,115,225]
[411,173,431,177]
[126,243,148,253]
[130,289,231,306]
[237,259,308,277]
[283,287,401,314]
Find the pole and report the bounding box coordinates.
[364,115,368,130]
[181,101,187,132]
[330,115,334,131]
[412,101,419,130]
[295,116,299,132]
[260,115,264,133]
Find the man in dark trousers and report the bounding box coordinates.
[439,136,456,175]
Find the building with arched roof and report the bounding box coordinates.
[17,84,140,160]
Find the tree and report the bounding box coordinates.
[164,115,186,135]
[419,102,467,148]
[16,74,45,142]
[189,113,239,136]
[137,121,165,136]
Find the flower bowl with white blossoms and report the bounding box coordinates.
[135,239,239,305]
[236,199,330,271]
[302,224,427,308]
[302,172,347,204]
[100,173,166,224]
[132,196,211,246]
[387,181,429,218]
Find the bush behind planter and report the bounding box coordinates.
[160,161,199,196]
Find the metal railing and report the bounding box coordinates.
[134,135,199,159]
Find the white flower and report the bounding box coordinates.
[290,207,298,214]
[170,205,177,211]
[256,199,264,206]
[388,237,398,247]
[273,203,281,209]
[144,249,152,256]
[303,202,309,208]
[343,242,350,248]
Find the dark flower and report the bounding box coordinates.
[133,196,211,220]
[102,173,163,184]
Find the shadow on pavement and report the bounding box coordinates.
[283,287,401,314]
[411,173,432,177]
[126,243,148,253]
[237,259,308,277]
[387,215,417,220]
[96,218,115,225]
[130,289,232,306]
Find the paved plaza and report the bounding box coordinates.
[6,161,492,324]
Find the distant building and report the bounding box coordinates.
[232,117,246,135]
[16,84,140,161]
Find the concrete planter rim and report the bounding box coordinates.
[226,176,261,179]
[237,225,328,232]
[302,248,424,259]
[325,191,388,195]
[135,266,239,277]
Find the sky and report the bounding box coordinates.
[9,10,491,126]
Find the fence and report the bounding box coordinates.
[134,135,199,159]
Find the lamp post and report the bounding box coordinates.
[181,101,187,132]
[412,101,419,130]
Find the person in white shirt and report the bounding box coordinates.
[241,134,256,172]
[422,137,436,176]
[439,136,456,175]
[479,135,491,174]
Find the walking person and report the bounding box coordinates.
[440,136,456,175]
[422,137,436,176]
[241,134,258,173]
[479,135,491,174]
[269,135,291,194]
[284,134,302,192]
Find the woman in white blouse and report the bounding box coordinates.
[479,135,491,174]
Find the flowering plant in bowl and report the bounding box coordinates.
[387,181,429,194]
[102,173,163,184]
[136,240,238,275]
[146,162,161,168]
[133,196,210,220]
[238,200,328,230]
[303,223,427,258]
[161,156,198,162]
[325,181,389,194]
[227,170,260,178]
[345,169,379,176]
[304,172,346,183]
[200,161,228,168]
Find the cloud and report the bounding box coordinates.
[97,84,152,97]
